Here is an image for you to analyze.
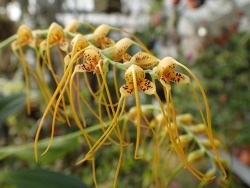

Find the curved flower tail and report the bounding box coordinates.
[170,57,227,179]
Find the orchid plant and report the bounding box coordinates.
[0,20,228,187]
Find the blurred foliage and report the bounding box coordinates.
[173,32,250,146]
[0,168,89,188]
[0,93,26,126]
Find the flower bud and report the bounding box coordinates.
[205,168,216,179]
[187,149,205,162]
[47,22,65,45]
[11,25,34,51]
[149,118,158,128]
[200,139,223,149]
[179,113,194,124]
[16,25,33,46]
[127,106,137,120]
[71,34,89,56]
[177,135,193,148]
[189,124,207,134]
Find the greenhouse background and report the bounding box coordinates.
[0,0,250,187]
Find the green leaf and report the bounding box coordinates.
[0,130,82,163]
[0,120,109,163]
[0,168,89,188]
[0,93,26,126]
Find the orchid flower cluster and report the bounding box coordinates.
[2,20,227,187]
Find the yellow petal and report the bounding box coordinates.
[120,83,134,96]
[138,79,156,95]
[101,37,115,48]
[74,64,94,73]
[64,19,81,33]
[64,52,72,68]
[125,64,145,84]
[130,51,159,68]
[39,40,47,53]
[122,53,132,62]
[71,34,89,56]
[164,71,190,84]
[64,34,89,68]
[187,150,205,163]
[83,48,102,66]
[113,38,134,62]
[157,57,177,76]
[11,41,18,52]
[157,57,190,84]
[158,76,171,90]
[48,22,65,45]
[16,25,33,46]
[93,24,111,37]
[86,24,112,48]
[59,39,68,52]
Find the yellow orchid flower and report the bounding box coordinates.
[87,24,115,49]
[10,25,35,114]
[76,65,156,165]
[34,46,99,165]
[11,25,35,51]
[90,24,151,54]
[39,23,69,104]
[152,57,227,181]
[64,34,89,68]
[120,64,156,96]
[156,57,190,89]
[0,22,227,187]
[39,23,70,127]
[102,38,134,62]
[40,22,68,52]
[74,47,103,73]
[10,25,65,118]
[112,38,134,62]
[10,25,57,116]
